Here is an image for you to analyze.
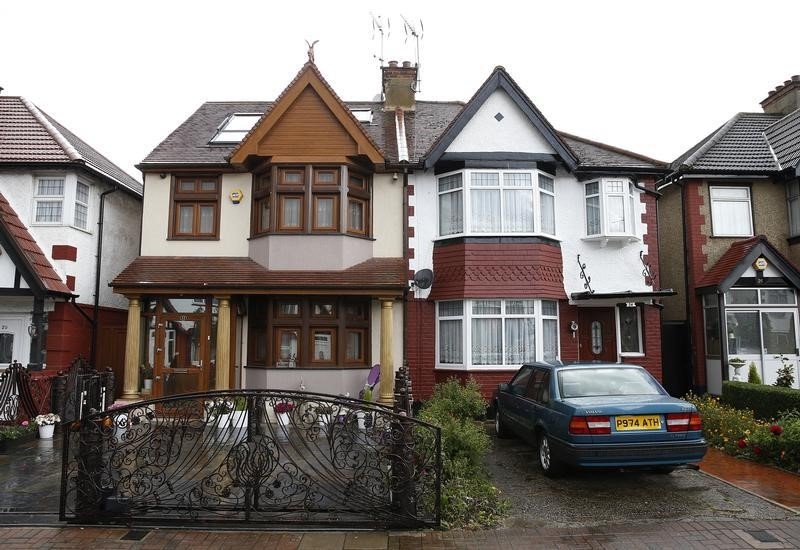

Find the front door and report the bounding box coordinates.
[154,313,210,397]
[578,308,617,362]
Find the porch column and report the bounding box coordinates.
[377,298,395,406]
[216,297,231,390]
[121,296,141,400]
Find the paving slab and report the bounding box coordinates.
[344,532,388,549]
[297,531,346,550]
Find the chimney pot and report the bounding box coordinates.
[786,80,793,86]
[761,75,800,115]
[388,60,399,68]
[402,61,412,68]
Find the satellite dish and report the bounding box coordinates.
[412,269,433,290]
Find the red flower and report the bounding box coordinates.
[770,424,783,436]
[753,446,762,455]
[736,439,747,449]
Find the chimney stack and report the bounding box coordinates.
[761,75,800,116]
[382,60,418,111]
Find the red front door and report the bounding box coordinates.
[578,308,617,362]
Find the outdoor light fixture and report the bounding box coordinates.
[27,323,37,338]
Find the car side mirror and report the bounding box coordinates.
[499,383,510,394]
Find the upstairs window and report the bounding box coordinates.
[787,180,800,237]
[74,181,90,230]
[34,177,64,224]
[437,169,555,237]
[585,179,637,238]
[209,113,261,143]
[170,177,220,239]
[710,186,752,237]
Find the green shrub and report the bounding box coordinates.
[748,363,762,384]
[439,475,509,529]
[422,377,487,421]
[419,410,491,478]
[775,356,796,388]
[721,381,800,420]
[0,423,36,440]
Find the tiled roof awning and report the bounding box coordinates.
[111,256,406,295]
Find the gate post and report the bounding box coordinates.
[52,371,68,420]
[390,362,416,519]
[75,423,104,520]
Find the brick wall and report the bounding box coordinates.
[683,179,709,387]
[406,298,437,399]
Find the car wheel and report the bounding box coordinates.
[537,432,563,477]
[495,407,512,439]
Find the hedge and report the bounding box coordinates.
[721,381,800,420]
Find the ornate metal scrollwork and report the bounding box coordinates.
[640,250,656,288]
[577,254,594,294]
[60,390,441,528]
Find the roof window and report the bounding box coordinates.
[209,113,262,143]
[350,109,373,124]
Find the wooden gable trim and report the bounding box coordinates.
[230,64,384,166]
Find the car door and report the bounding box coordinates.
[500,366,533,429]
[531,369,561,438]
[518,368,546,443]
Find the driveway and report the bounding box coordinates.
[485,426,797,529]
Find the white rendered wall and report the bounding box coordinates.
[372,173,403,258]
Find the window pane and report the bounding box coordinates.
[439,319,463,363]
[542,319,558,361]
[348,200,364,232]
[439,190,463,235]
[711,187,749,200]
[282,170,303,184]
[315,170,336,184]
[312,330,334,361]
[585,182,599,196]
[471,189,501,232]
[278,302,300,316]
[762,312,796,355]
[37,178,64,196]
[199,205,214,233]
[790,196,800,237]
[282,197,301,228]
[586,195,601,234]
[541,300,558,317]
[607,195,626,233]
[511,368,532,393]
[503,190,534,232]
[179,180,195,192]
[200,180,217,192]
[472,318,502,364]
[471,172,499,187]
[76,182,89,204]
[711,188,752,235]
[315,197,334,228]
[538,174,554,193]
[725,289,758,305]
[472,300,501,315]
[726,311,760,355]
[540,192,555,234]
[438,173,463,192]
[506,300,535,315]
[278,330,299,367]
[761,289,795,305]
[704,306,721,356]
[178,205,194,233]
[619,307,641,353]
[346,331,363,361]
[504,173,532,187]
[74,203,88,229]
[439,301,463,317]
[0,333,13,364]
[313,303,334,317]
[349,174,365,189]
[259,197,270,232]
[35,201,62,223]
[505,317,535,364]
[607,180,624,193]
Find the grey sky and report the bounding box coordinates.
[3,0,799,180]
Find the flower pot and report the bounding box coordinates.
[143,379,153,393]
[356,411,366,430]
[217,412,231,429]
[38,424,54,439]
[231,410,248,429]
[277,412,290,426]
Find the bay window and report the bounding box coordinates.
[437,169,555,237]
[74,181,90,230]
[33,177,65,224]
[437,298,559,368]
[709,186,752,237]
[584,179,637,238]
[787,180,800,238]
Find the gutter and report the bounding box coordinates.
[90,186,118,366]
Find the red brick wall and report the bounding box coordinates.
[45,302,127,371]
[430,242,565,300]
[406,298,436,399]
[682,179,709,387]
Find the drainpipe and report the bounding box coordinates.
[90,186,118,366]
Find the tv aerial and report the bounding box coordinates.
[401,15,423,92]
[370,13,390,67]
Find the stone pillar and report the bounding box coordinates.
[215,297,231,390]
[377,298,395,406]
[121,297,141,400]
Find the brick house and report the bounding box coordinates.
[0,96,142,385]
[659,76,800,395]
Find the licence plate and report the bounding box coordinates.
[614,415,662,431]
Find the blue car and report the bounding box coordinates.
[494,362,707,476]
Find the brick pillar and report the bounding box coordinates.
[377,298,395,406]
[121,297,141,400]
[215,297,231,390]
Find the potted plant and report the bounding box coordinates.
[231,396,248,428]
[140,362,154,393]
[274,401,294,426]
[729,357,746,381]
[0,421,37,452]
[33,413,60,439]
[211,399,233,429]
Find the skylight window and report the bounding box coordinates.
[210,113,262,143]
[351,109,373,124]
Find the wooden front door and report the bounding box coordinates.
[153,313,210,397]
[578,307,617,362]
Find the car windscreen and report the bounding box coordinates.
[557,368,663,398]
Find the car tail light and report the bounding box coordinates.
[569,415,611,435]
[666,412,702,432]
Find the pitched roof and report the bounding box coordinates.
[423,67,579,170]
[670,112,784,173]
[0,192,72,296]
[0,96,142,195]
[111,256,405,293]
[698,235,800,291]
[764,108,800,170]
[559,132,666,170]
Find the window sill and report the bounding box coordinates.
[248,232,375,242]
[70,225,92,235]
[435,364,526,371]
[619,352,645,358]
[582,234,639,246]
[710,234,754,239]
[434,233,560,242]
[167,236,221,241]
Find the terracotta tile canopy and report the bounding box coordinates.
[111,256,406,295]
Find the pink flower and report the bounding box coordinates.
[770,424,783,436]
[21,421,29,427]
[736,439,747,449]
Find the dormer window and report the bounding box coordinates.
[209,113,261,143]
[437,169,556,237]
[584,178,637,239]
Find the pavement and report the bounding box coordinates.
[1,431,800,548]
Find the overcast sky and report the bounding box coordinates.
[3,0,799,180]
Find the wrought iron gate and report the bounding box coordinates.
[59,390,441,528]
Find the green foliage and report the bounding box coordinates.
[0,423,37,440]
[774,356,796,388]
[747,363,762,384]
[722,381,800,420]
[233,396,247,411]
[419,377,507,529]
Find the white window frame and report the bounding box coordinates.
[436,169,556,238]
[584,178,638,240]
[709,186,753,237]
[435,298,560,370]
[73,181,90,231]
[33,176,65,225]
[787,180,800,238]
[209,113,261,143]
[616,304,644,357]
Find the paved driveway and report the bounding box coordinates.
[485,426,797,529]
